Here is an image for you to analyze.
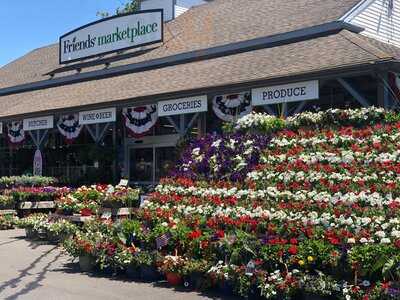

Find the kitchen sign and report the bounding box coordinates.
[23,116,54,131]
[158,95,208,117]
[252,80,319,106]
[79,107,116,125]
[59,10,163,64]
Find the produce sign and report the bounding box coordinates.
[60,10,163,64]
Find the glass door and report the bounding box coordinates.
[129,146,177,185]
[129,147,154,184]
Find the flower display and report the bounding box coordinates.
[21,107,400,299]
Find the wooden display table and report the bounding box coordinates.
[49,213,94,223]
[0,209,17,216]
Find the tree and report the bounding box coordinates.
[97,0,141,18]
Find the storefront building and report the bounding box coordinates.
[0,0,400,186]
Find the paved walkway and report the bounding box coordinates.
[0,229,235,300]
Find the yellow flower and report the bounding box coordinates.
[298,260,305,266]
[307,256,314,262]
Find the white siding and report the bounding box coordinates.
[344,0,400,47]
[174,5,189,17]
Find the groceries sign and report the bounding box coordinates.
[158,95,208,117]
[60,10,163,64]
[252,80,319,106]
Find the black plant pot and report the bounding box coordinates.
[140,266,160,282]
[126,265,141,280]
[218,280,234,296]
[303,293,332,300]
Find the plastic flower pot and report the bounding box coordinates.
[303,294,334,300]
[126,265,141,280]
[186,273,205,290]
[218,280,234,296]
[79,255,95,272]
[37,229,47,240]
[166,272,182,286]
[25,228,35,239]
[47,232,61,244]
[140,265,160,282]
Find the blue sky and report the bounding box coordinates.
[0,1,127,67]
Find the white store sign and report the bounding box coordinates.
[23,116,54,131]
[252,80,319,106]
[60,10,163,64]
[158,95,208,117]
[79,107,116,125]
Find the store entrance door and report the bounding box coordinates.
[127,135,179,186]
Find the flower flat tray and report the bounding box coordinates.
[100,207,135,217]
[0,209,17,216]
[18,201,55,210]
[49,213,94,223]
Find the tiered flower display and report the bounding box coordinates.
[41,107,400,299]
[55,185,140,215]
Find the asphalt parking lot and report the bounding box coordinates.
[0,229,235,300]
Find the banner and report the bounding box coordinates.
[57,114,82,142]
[123,105,158,138]
[7,121,25,145]
[212,92,252,122]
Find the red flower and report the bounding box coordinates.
[395,240,400,249]
[290,238,298,245]
[288,245,298,255]
[187,229,202,240]
[80,208,93,216]
[215,230,225,239]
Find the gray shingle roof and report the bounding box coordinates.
[0,30,396,119]
[0,0,361,89]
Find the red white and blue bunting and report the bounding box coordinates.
[57,114,82,143]
[7,121,25,145]
[122,105,158,138]
[212,92,252,122]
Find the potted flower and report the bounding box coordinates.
[159,255,186,286]
[136,251,161,282]
[63,235,96,272]
[182,259,211,290]
[208,261,235,295]
[46,220,77,244]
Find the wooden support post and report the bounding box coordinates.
[337,78,370,107]
[377,73,391,109]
